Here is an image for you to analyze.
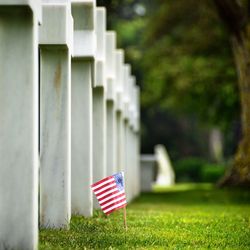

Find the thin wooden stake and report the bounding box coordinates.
[123,206,128,231]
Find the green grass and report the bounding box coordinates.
[39,183,250,249]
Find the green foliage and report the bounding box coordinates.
[142,0,240,131]
[98,0,241,157]
[201,164,226,183]
[174,157,206,182]
[40,184,250,249]
[174,157,226,183]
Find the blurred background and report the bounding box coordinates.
[97,0,241,184]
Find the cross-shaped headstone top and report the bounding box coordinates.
[39,2,73,52]
[71,0,96,58]
[0,0,42,23]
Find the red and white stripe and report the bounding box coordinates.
[91,176,127,215]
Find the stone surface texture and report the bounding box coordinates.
[71,61,93,216]
[71,0,95,216]
[40,49,71,228]
[92,7,107,209]
[0,5,39,250]
[39,1,72,229]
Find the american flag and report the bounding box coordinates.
[91,172,127,215]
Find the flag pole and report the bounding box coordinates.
[123,206,127,231]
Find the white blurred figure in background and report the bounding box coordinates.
[155,144,175,186]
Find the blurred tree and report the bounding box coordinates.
[212,0,250,186]
[137,0,250,186]
[141,0,241,162]
[98,0,221,159]
[98,0,249,185]
[142,0,239,132]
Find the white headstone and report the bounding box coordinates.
[209,128,223,162]
[105,31,117,176]
[71,0,96,216]
[128,76,135,129]
[128,76,138,199]
[122,65,132,201]
[115,50,125,173]
[92,7,107,208]
[155,145,175,186]
[123,65,131,121]
[39,1,73,229]
[0,1,41,249]
[134,86,141,196]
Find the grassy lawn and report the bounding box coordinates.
[40,183,250,249]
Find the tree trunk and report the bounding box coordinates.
[212,0,250,187]
[219,29,250,187]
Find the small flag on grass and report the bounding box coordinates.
[91,172,127,215]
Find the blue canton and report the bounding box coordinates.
[113,172,124,192]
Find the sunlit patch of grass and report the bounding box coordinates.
[153,182,213,192]
[39,184,250,249]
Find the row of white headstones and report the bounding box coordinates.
[0,1,140,249]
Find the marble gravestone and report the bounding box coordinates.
[122,64,132,201]
[92,7,107,209]
[115,50,125,174]
[127,76,137,200]
[134,86,141,196]
[0,1,41,249]
[71,0,96,217]
[105,31,117,176]
[155,144,175,186]
[128,76,140,200]
[209,128,223,162]
[39,1,73,229]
